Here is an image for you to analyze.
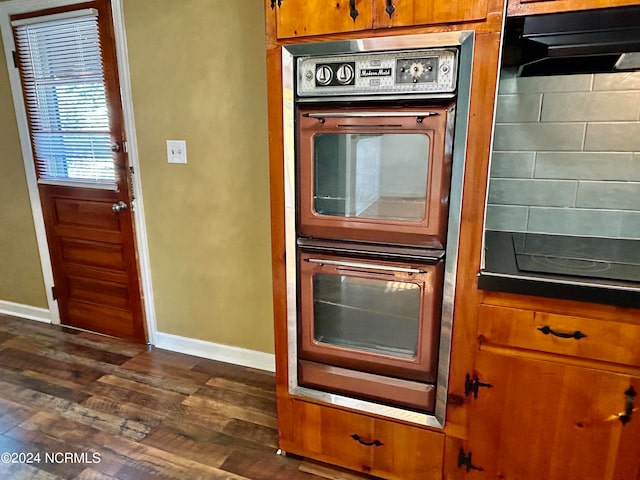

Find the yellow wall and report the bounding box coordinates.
[123,0,274,353]
[0,0,272,353]
[0,35,47,308]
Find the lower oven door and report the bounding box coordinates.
[298,251,443,384]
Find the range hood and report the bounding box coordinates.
[504,5,640,76]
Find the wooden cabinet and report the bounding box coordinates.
[280,400,445,480]
[372,0,489,29]
[477,305,640,369]
[270,0,489,39]
[272,0,373,38]
[464,304,640,479]
[467,351,640,479]
[507,0,640,16]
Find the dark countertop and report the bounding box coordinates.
[478,230,640,309]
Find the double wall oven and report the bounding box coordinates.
[281,32,474,426]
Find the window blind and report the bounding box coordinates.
[13,10,116,183]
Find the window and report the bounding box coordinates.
[13,9,115,183]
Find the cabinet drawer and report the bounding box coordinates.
[286,400,444,480]
[478,305,640,368]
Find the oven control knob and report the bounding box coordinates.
[336,64,354,84]
[316,65,333,86]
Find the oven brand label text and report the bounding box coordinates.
[360,68,392,77]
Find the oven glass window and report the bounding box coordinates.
[312,273,421,359]
[313,134,430,222]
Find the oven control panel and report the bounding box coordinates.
[297,48,458,98]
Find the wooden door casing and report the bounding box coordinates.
[12,0,146,342]
[467,351,640,480]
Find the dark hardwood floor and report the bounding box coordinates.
[0,314,372,480]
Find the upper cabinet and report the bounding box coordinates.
[372,0,488,29]
[507,0,640,16]
[272,0,373,38]
[270,0,488,39]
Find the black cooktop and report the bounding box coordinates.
[479,231,640,308]
[512,233,640,283]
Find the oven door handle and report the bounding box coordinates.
[303,111,439,121]
[305,258,427,274]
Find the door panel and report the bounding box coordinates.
[12,0,145,342]
[60,239,126,270]
[373,0,488,27]
[468,351,640,479]
[40,185,145,341]
[275,0,373,38]
[54,197,121,230]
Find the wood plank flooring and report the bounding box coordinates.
[0,314,373,480]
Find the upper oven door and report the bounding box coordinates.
[298,104,455,249]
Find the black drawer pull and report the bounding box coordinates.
[537,325,586,340]
[351,434,383,447]
[619,386,636,425]
[349,0,359,21]
[386,0,396,17]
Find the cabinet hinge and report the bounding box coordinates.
[12,50,18,68]
[458,448,484,473]
[464,373,493,399]
[51,286,57,300]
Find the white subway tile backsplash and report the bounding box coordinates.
[619,212,640,238]
[535,152,634,181]
[491,152,535,178]
[489,179,577,207]
[576,182,640,210]
[592,72,640,91]
[495,94,542,123]
[541,92,640,122]
[489,71,640,239]
[494,123,585,151]
[498,70,592,94]
[585,123,640,152]
[528,207,622,237]
[485,205,529,231]
[632,154,640,181]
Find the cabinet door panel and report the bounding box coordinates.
[507,0,640,16]
[287,400,444,479]
[468,351,640,479]
[374,0,488,28]
[478,305,640,368]
[275,0,373,38]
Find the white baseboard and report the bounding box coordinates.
[154,332,275,372]
[0,300,51,323]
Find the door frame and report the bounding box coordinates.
[0,0,157,344]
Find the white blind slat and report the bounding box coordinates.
[13,10,115,183]
[11,8,98,27]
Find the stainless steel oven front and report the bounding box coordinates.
[282,31,475,427]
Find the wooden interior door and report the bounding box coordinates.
[11,0,146,342]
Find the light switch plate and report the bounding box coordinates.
[167,140,187,164]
